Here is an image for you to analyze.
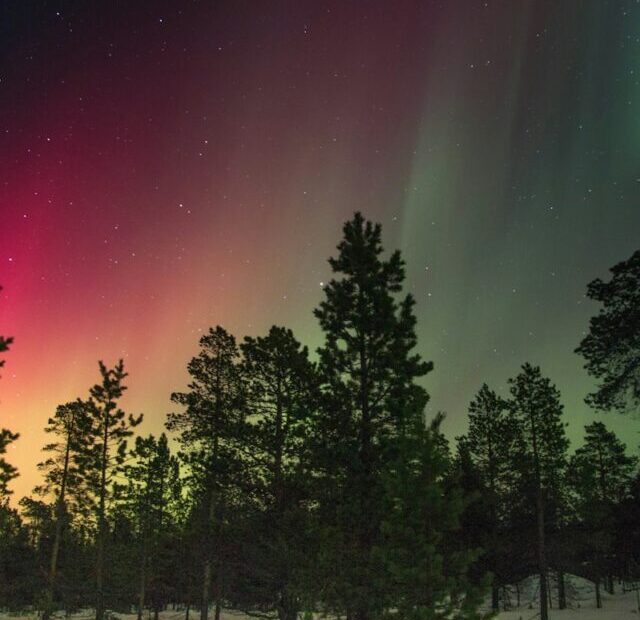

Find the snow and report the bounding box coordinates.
[1,577,639,620]
[491,576,640,620]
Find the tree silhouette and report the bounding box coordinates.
[116,433,181,620]
[508,364,568,620]
[237,326,317,620]
[577,249,640,413]
[461,384,516,609]
[311,213,434,620]
[83,361,142,620]
[569,421,638,599]
[36,400,93,620]
[167,326,244,620]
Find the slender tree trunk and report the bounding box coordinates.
[354,332,372,620]
[202,361,223,620]
[595,578,602,608]
[44,418,75,620]
[529,409,548,620]
[214,600,221,620]
[201,551,212,620]
[558,570,566,609]
[184,603,190,620]
[96,409,110,620]
[137,541,147,620]
[606,575,614,595]
[537,489,548,620]
[491,586,500,611]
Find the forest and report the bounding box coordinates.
[1,213,639,620]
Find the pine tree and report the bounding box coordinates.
[312,213,445,620]
[377,415,489,620]
[167,326,244,620]
[508,364,568,620]
[117,433,181,620]
[462,384,514,610]
[569,422,638,596]
[36,400,93,620]
[576,249,640,413]
[0,502,39,608]
[236,326,316,620]
[83,360,143,620]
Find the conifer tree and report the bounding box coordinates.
[576,249,640,413]
[167,326,244,620]
[312,213,442,620]
[508,364,568,620]
[83,360,143,620]
[36,400,93,620]
[569,422,637,596]
[462,384,514,609]
[117,433,181,620]
[377,414,489,620]
[237,326,316,620]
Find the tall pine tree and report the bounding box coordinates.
[461,384,515,610]
[167,326,244,620]
[569,421,638,597]
[236,326,317,620]
[36,400,93,620]
[116,433,181,620]
[83,361,143,620]
[508,364,568,620]
[310,213,483,619]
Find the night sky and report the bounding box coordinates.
[1,1,639,499]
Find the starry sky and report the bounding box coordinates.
[1,1,639,499]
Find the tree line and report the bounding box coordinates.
[1,214,639,620]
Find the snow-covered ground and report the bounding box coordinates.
[2,577,639,620]
[491,575,640,619]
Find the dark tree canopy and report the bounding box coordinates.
[577,249,640,413]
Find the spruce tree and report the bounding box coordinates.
[576,249,640,413]
[508,364,568,620]
[167,326,244,620]
[83,360,143,620]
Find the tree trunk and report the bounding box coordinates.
[200,558,211,620]
[214,599,221,620]
[491,586,499,611]
[606,575,614,595]
[184,602,190,620]
[558,570,566,609]
[44,413,76,620]
[96,408,111,620]
[537,488,548,620]
[137,541,147,620]
[595,578,602,608]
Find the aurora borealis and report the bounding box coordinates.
[1,1,639,499]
